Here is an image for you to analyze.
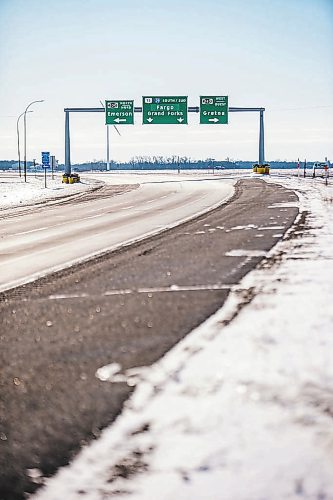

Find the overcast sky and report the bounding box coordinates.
[0,0,332,164]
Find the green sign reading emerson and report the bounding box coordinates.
[105,100,134,125]
[143,96,188,124]
[200,96,228,124]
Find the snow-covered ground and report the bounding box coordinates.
[0,169,231,209]
[29,172,333,500]
[0,172,100,209]
[0,168,298,210]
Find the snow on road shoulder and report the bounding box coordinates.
[33,175,333,500]
[0,173,101,209]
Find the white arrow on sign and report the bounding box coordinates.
[208,118,219,123]
[177,117,184,123]
[147,117,153,123]
[114,118,127,123]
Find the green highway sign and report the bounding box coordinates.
[200,96,228,124]
[105,100,134,125]
[143,96,188,124]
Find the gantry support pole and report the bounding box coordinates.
[259,109,265,164]
[65,110,71,175]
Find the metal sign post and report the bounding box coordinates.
[106,125,110,171]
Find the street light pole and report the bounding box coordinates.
[23,99,44,182]
[16,111,25,178]
[16,111,32,178]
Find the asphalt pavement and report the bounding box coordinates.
[0,178,298,499]
[0,176,232,292]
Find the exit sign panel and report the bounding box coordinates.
[143,96,188,124]
[105,100,134,125]
[200,96,228,124]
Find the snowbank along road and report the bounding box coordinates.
[0,177,299,499]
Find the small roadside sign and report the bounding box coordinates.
[41,151,50,167]
[200,96,228,124]
[142,96,188,124]
[105,100,134,125]
[41,152,50,188]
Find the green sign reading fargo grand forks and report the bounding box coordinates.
[143,96,188,124]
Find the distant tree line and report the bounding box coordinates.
[67,157,307,172]
[0,160,34,170]
[0,158,316,172]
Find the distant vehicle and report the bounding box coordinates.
[312,162,329,178]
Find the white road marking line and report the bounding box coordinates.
[48,293,89,299]
[230,224,258,231]
[12,226,50,236]
[136,284,232,293]
[257,226,285,230]
[225,249,268,257]
[6,208,133,238]
[104,289,133,296]
[46,284,233,300]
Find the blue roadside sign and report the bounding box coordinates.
[41,151,50,168]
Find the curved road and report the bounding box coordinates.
[0,175,233,292]
[0,177,299,500]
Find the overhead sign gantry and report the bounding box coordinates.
[64,97,265,175]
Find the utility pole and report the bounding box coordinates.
[51,155,55,180]
[23,100,44,182]
[16,111,24,178]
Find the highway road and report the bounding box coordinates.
[0,176,299,499]
[0,174,233,292]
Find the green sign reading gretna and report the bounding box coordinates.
[105,100,134,125]
[200,96,228,124]
[142,96,188,124]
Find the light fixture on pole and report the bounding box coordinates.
[17,110,32,178]
[23,99,44,182]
